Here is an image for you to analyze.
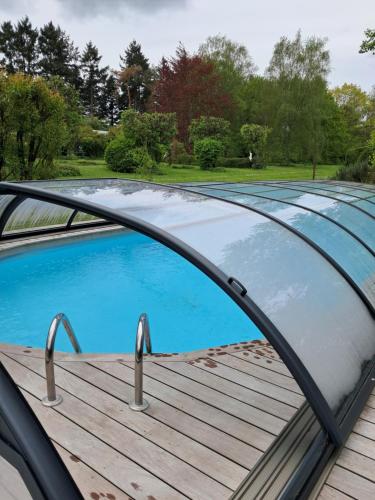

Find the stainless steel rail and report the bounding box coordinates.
[42,313,82,407]
[129,313,152,411]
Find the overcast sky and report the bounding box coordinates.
[1,0,374,90]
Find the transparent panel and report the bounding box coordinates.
[71,211,103,224]
[31,179,375,412]
[0,194,15,219]
[192,186,375,306]
[286,182,375,200]
[4,199,74,234]
[215,183,375,249]
[350,199,375,217]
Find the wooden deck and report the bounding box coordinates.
[318,389,375,500]
[0,343,305,499]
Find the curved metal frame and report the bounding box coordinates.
[274,179,375,199]
[187,183,375,257]
[0,180,373,448]
[129,313,152,412]
[42,313,81,407]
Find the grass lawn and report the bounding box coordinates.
[57,158,340,183]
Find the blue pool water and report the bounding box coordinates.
[0,232,262,353]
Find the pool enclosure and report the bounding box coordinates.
[0,178,374,498]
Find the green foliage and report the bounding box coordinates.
[168,139,192,164]
[219,157,251,168]
[121,109,176,161]
[369,131,375,166]
[189,116,231,151]
[78,131,108,158]
[240,124,270,166]
[194,138,224,170]
[359,29,375,55]
[0,72,67,180]
[105,136,152,173]
[334,160,375,183]
[56,164,81,177]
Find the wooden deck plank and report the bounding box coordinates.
[92,360,275,451]
[336,448,375,483]
[55,444,131,500]
[354,418,375,441]
[361,406,375,424]
[156,360,296,421]
[326,465,375,499]
[190,356,304,407]
[318,485,353,499]
[133,360,286,435]
[367,395,375,409]
[229,350,293,377]
[214,354,302,394]
[1,354,231,499]
[22,389,183,500]
[346,432,375,461]
[60,359,263,469]
[7,352,247,490]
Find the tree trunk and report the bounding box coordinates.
[16,130,26,180]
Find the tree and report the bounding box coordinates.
[119,40,151,112]
[266,31,330,176]
[121,109,176,161]
[0,16,39,74]
[150,45,233,146]
[99,72,120,126]
[189,116,231,152]
[80,42,108,116]
[331,83,374,158]
[240,124,270,167]
[38,21,80,87]
[359,29,375,55]
[0,73,66,180]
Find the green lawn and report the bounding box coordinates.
[57,158,340,183]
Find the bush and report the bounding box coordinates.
[105,137,152,173]
[169,139,193,164]
[219,157,251,168]
[334,161,375,183]
[194,138,224,170]
[57,164,81,177]
[78,132,108,158]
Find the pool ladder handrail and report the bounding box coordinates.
[42,313,81,407]
[129,313,152,411]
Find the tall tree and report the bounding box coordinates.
[266,31,330,176]
[38,21,80,87]
[99,72,120,126]
[0,16,39,74]
[118,40,151,112]
[80,41,108,116]
[150,45,233,146]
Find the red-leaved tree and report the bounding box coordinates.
[149,45,233,147]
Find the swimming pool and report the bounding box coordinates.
[0,231,262,353]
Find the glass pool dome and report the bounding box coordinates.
[0,178,374,450]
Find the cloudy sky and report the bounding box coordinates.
[1,0,374,90]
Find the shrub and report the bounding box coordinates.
[194,138,224,170]
[334,161,375,183]
[78,132,108,158]
[189,116,231,152]
[57,164,81,177]
[169,139,193,164]
[105,137,152,173]
[219,157,251,168]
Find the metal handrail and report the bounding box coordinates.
[129,313,152,411]
[42,313,81,407]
